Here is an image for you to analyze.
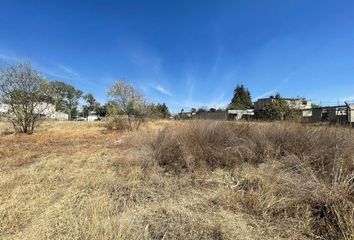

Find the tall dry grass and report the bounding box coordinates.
[151,120,354,239]
[0,120,353,239]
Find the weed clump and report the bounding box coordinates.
[151,120,354,239]
[152,121,258,172]
[104,116,130,131]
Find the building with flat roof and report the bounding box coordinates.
[228,109,254,120]
[346,103,354,126]
[254,97,312,112]
[0,102,68,121]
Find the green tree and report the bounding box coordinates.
[48,81,67,112]
[264,93,292,121]
[197,107,207,113]
[311,103,321,108]
[84,93,97,110]
[82,93,98,117]
[141,102,170,119]
[49,81,82,119]
[95,104,108,117]
[229,84,253,110]
[156,103,170,118]
[0,63,51,134]
[105,101,123,116]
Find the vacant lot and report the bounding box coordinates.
[0,120,353,239]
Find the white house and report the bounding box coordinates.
[228,109,254,120]
[50,111,69,121]
[254,97,312,112]
[0,102,68,121]
[35,102,56,116]
[87,112,101,121]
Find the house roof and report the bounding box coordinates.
[312,105,347,110]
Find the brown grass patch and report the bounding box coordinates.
[150,120,354,239]
[0,120,353,239]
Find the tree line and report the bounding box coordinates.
[184,84,297,121]
[185,84,295,121]
[0,62,301,134]
[0,63,170,134]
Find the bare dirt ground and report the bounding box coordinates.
[0,120,353,239]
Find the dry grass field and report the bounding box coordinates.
[0,120,353,239]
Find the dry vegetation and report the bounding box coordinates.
[0,120,353,239]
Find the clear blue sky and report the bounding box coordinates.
[1,0,354,112]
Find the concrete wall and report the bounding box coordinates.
[328,108,347,123]
[311,108,323,122]
[228,109,254,120]
[195,111,227,120]
[348,104,354,123]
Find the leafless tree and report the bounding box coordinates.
[0,63,51,134]
[107,80,147,130]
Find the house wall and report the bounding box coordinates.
[286,99,312,110]
[34,103,56,116]
[228,109,254,120]
[302,109,312,117]
[0,102,56,115]
[328,108,347,122]
[254,98,311,112]
[51,112,69,121]
[254,99,270,111]
[1,102,69,121]
[0,103,9,113]
[348,104,354,124]
[87,115,100,121]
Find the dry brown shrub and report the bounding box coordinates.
[150,120,354,239]
[104,116,130,131]
[152,121,259,173]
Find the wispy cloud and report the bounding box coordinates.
[0,51,70,78]
[253,89,278,100]
[154,85,172,96]
[0,50,104,89]
[41,66,77,80]
[208,93,228,108]
[168,92,228,113]
[185,71,196,100]
[0,52,28,64]
[339,96,354,103]
[56,64,79,77]
[281,71,296,84]
[129,49,163,76]
[210,45,222,77]
[43,68,104,89]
